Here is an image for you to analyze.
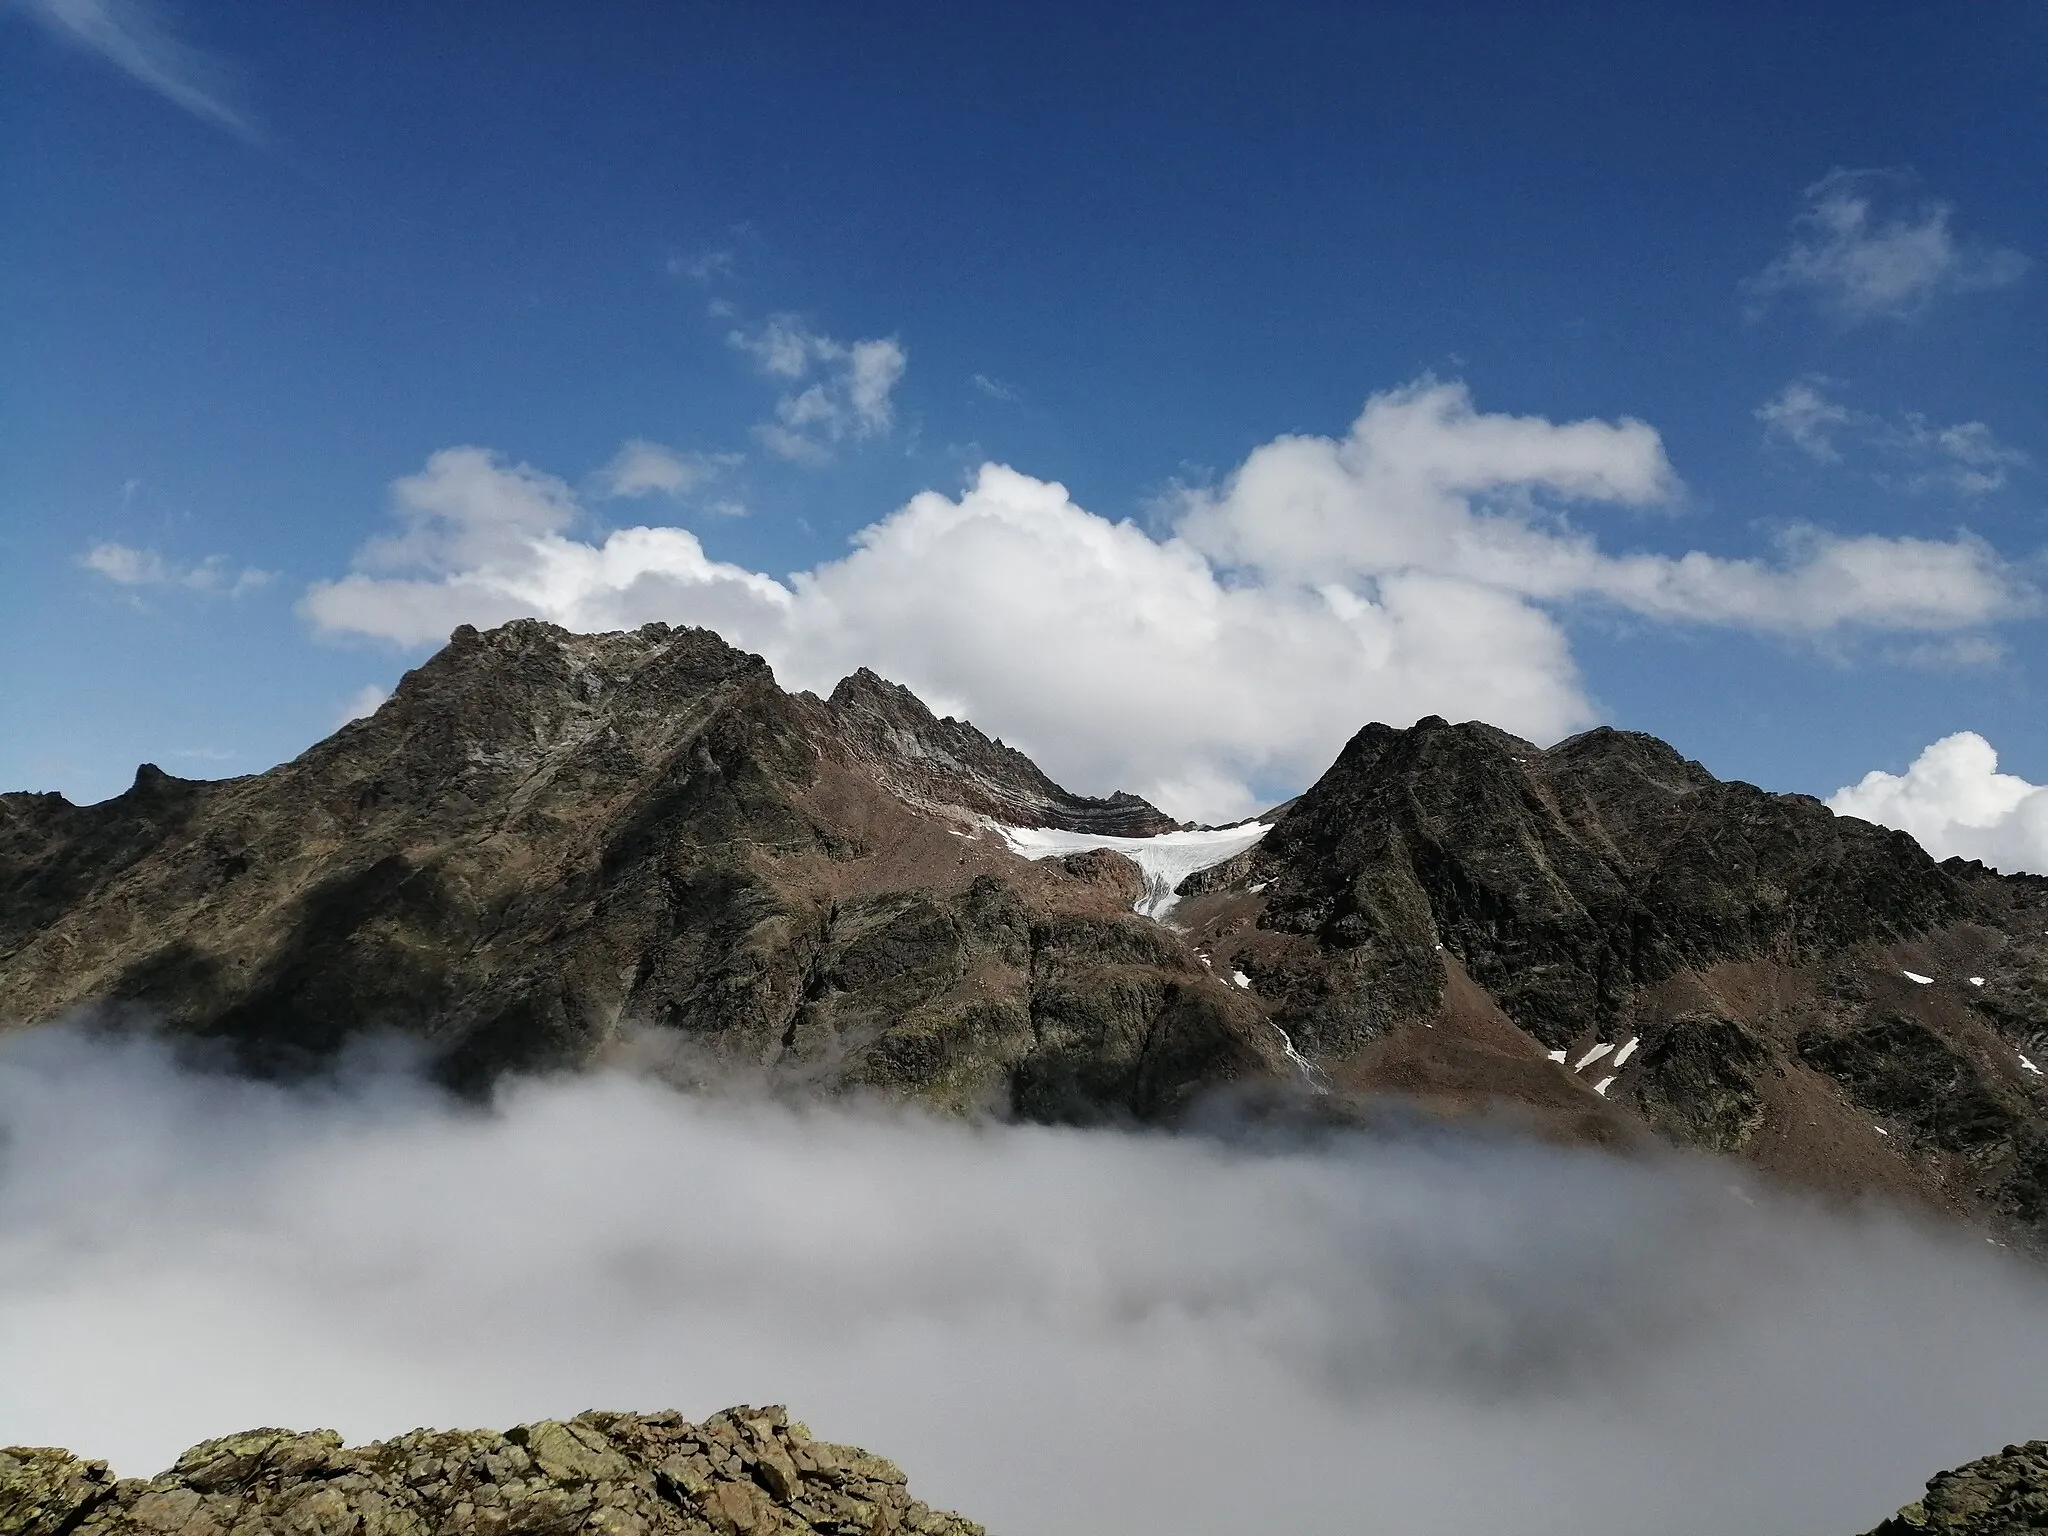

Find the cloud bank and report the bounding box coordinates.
[1831,732,2048,876]
[3,1026,2047,1536]
[302,380,2032,822]
[1746,169,2029,323]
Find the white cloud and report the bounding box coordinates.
[972,373,1019,402]
[1894,417,2030,496]
[1746,169,2029,323]
[1176,381,2027,633]
[302,380,2034,822]
[1756,379,1854,462]
[359,447,583,574]
[595,439,734,500]
[6,1028,2048,1536]
[1830,733,2048,875]
[81,541,271,597]
[728,317,907,461]
[336,684,389,727]
[1760,378,2029,495]
[15,0,255,139]
[666,248,734,284]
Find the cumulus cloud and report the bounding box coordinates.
[2,1026,2047,1536]
[1830,733,2048,875]
[728,317,907,461]
[1174,381,2026,634]
[1759,379,2029,495]
[81,541,271,597]
[13,0,255,139]
[300,380,2033,822]
[1746,169,2029,323]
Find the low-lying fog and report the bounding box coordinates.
[3,1024,2044,1535]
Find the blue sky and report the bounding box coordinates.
[4,2,2045,831]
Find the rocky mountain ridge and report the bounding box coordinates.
[4,618,2048,1239]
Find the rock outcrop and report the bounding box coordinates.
[4,619,2048,1239]
[0,1406,979,1536]
[10,1416,2046,1536]
[1863,1440,2048,1535]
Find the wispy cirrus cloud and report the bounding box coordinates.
[80,541,272,597]
[1745,169,2027,323]
[594,439,740,501]
[726,315,908,463]
[14,0,257,140]
[1758,378,2030,495]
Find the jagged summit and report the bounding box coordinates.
[3,619,2048,1240]
[823,664,1176,836]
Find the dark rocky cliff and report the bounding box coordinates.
[5,619,2048,1238]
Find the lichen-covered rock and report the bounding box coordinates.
[1863,1440,2048,1534]
[0,1406,982,1536]
[0,1445,119,1536]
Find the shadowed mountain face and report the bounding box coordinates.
[4,619,2048,1238]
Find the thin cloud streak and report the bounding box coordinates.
[17,0,258,140]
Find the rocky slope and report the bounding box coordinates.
[1863,1440,2048,1535]
[4,618,2048,1238]
[0,1406,979,1536]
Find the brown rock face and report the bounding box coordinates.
[0,1406,981,1536]
[4,620,2048,1240]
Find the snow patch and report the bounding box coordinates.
[1231,970,1253,990]
[1611,1036,1639,1069]
[989,821,1272,922]
[1969,976,1986,987]
[1592,1076,1615,1097]
[1902,971,1934,985]
[2021,1055,2044,1079]
[1573,1042,1614,1073]
[1546,1050,1567,1064]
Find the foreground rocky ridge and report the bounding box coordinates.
[1864,1440,2048,1535]
[0,1406,978,1536]
[6,1418,2042,1536]
[4,619,2048,1237]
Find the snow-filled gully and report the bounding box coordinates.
[987,820,1271,923]
[988,820,1328,1090]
